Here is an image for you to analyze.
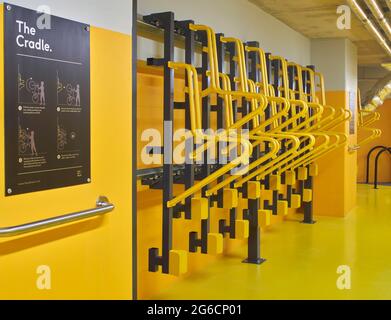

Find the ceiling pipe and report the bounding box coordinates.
[364,0,391,41]
[363,71,391,110]
[348,0,391,55]
[365,81,391,110]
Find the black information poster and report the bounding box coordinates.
[4,3,91,196]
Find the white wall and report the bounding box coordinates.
[1,0,132,34]
[138,0,311,65]
[311,38,358,92]
[346,39,358,96]
[311,38,347,91]
[311,38,357,92]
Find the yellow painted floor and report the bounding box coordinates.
[151,185,391,300]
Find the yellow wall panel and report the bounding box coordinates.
[0,6,132,300]
[314,91,357,217]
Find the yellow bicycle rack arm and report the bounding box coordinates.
[352,91,382,149]
[180,34,298,196]
[207,132,301,196]
[166,62,254,208]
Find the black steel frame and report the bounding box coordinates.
[243,41,266,264]
[301,66,316,224]
[144,12,176,274]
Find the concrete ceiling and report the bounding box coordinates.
[249,0,391,66]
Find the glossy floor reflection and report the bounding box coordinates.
[152,185,391,300]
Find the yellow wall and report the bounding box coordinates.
[0,5,133,299]
[357,100,391,183]
[314,91,357,217]
[137,65,185,171]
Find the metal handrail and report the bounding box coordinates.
[0,196,114,238]
[366,145,388,183]
[374,148,391,189]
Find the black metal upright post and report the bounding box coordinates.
[200,31,212,254]
[188,30,211,254]
[262,55,278,215]
[271,59,281,213]
[216,34,226,209]
[175,20,196,220]
[219,42,238,239]
[286,64,300,207]
[145,12,175,274]
[263,53,273,198]
[302,65,316,224]
[243,41,265,265]
[287,64,295,205]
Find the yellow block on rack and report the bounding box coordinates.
[309,163,319,177]
[191,197,209,220]
[298,167,308,181]
[270,174,281,191]
[277,200,288,216]
[291,194,302,209]
[223,189,239,209]
[169,250,188,277]
[259,210,272,227]
[236,220,249,239]
[286,171,297,185]
[248,181,261,199]
[261,188,274,202]
[303,189,313,203]
[208,233,224,255]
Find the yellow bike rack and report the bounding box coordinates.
[141,14,355,275]
[351,91,382,150]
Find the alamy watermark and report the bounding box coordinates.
[337,5,351,30]
[337,265,351,290]
[36,265,51,290]
[36,5,52,30]
[141,124,252,175]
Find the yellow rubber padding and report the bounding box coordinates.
[303,189,313,203]
[191,197,209,220]
[261,189,274,202]
[277,200,289,216]
[309,163,319,177]
[298,167,308,181]
[248,181,261,200]
[208,233,224,255]
[286,171,296,186]
[169,250,188,277]
[270,174,281,191]
[236,220,249,239]
[259,210,272,227]
[223,189,239,209]
[291,194,301,209]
